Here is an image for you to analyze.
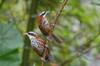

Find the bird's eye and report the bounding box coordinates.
[40,11,46,16]
[28,33,34,36]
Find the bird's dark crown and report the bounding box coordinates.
[28,32,37,36]
[39,11,47,16]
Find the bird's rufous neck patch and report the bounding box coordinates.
[37,16,44,25]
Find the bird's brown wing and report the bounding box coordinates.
[37,37,46,46]
[39,24,51,35]
[32,46,43,56]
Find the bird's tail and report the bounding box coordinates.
[47,34,63,43]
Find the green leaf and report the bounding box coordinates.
[0,49,21,66]
[0,23,24,66]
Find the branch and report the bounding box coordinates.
[21,0,38,66]
[52,0,69,31]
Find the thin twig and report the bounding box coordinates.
[52,0,68,31]
[21,0,38,66]
[42,61,44,66]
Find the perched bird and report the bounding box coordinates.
[37,11,62,43]
[24,32,51,62]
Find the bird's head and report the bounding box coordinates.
[37,11,48,24]
[24,32,39,39]
[38,11,48,17]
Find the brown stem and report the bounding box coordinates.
[42,61,44,66]
[21,0,38,66]
[52,0,68,31]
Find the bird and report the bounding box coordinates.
[24,31,51,62]
[37,11,62,43]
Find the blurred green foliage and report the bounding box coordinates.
[0,23,24,66]
[0,0,100,66]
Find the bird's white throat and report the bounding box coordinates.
[27,35,35,40]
